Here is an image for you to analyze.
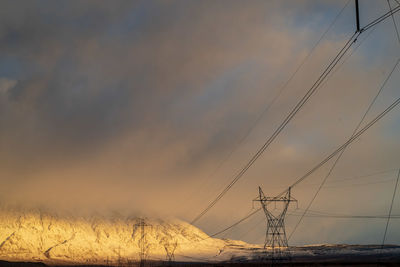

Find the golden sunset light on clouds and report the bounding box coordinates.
[0,1,400,257]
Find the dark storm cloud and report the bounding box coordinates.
[0,1,140,164]
[0,0,299,169]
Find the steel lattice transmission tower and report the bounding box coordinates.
[254,186,297,259]
[161,236,178,263]
[135,218,151,267]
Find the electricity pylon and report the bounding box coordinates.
[135,218,151,267]
[161,236,178,262]
[254,186,297,261]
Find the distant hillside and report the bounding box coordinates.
[1,208,399,266]
[0,208,232,265]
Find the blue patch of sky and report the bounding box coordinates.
[0,56,42,80]
[281,0,400,85]
[352,1,400,66]
[380,98,400,141]
[189,61,257,114]
[102,1,165,42]
[166,60,260,130]
[285,1,355,42]
[358,20,400,65]
[0,57,22,79]
[282,0,397,69]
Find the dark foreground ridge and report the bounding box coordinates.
[2,260,400,267]
[1,245,400,267]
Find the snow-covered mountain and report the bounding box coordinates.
[0,208,235,265]
[1,208,400,265]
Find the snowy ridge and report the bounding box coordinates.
[1,208,400,265]
[0,208,231,265]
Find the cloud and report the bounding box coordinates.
[0,0,399,245]
[0,77,17,93]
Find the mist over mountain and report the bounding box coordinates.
[0,208,233,265]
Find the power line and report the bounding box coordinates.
[208,207,262,238]
[275,65,400,197]
[235,210,400,242]
[220,207,400,245]
[292,207,400,218]
[387,0,400,44]
[190,4,400,240]
[319,25,376,90]
[252,168,398,190]
[361,3,400,32]
[174,253,214,263]
[300,168,397,187]
[287,58,400,241]
[322,168,397,184]
[190,30,359,225]
[183,0,351,214]
[280,85,400,196]
[235,214,265,241]
[208,89,400,239]
[322,177,397,188]
[381,169,400,248]
[173,207,263,246]
[288,213,400,219]
[380,1,400,247]
[191,1,400,225]
[213,169,400,240]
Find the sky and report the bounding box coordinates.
[0,0,400,246]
